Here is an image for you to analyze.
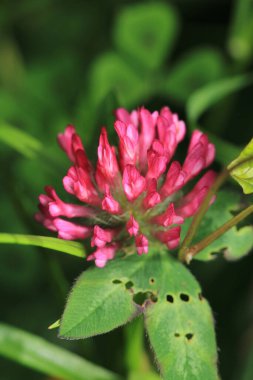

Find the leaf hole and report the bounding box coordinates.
[112,279,122,284]
[174,333,180,337]
[166,294,174,303]
[185,333,194,341]
[149,277,155,285]
[180,293,190,302]
[150,294,158,303]
[133,291,154,306]
[125,281,134,289]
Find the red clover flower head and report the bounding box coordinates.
[36,106,216,268]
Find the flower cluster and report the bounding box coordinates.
[36,106,216,267]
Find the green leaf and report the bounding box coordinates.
[186,74,253,165]
[0,122,42,158]
[181,191,253,261]
[0,233,85,258]
[0,323,121,380]
[61,253,218,379]
[228,138,253,194]
[60,256,142,339]
[89,52,146,107]
[187,73,253,125]
[114,2,179,71]
[144,254,218,380]
[165,48,225,103]
[228,0,253,62]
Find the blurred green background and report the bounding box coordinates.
[0,0,253,379]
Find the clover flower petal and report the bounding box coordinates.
[36,106,216,267]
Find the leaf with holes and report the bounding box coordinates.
[228,138,253,194]
[60,252,218,379]
[144,255,218,380]
[181,190,253,261]
[113,3,179,71]
[60,256,144,339]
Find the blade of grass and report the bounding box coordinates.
[0,323,122,380]
[0,233,85,258]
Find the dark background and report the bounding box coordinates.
[0,0,253,379]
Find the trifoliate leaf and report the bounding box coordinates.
[114,3,179,71]
[60,253,218,379]
[228,138,253,194]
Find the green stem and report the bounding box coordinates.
[186,205,253,261]
[124,317,149,375]
[179,154,253,263]
[178,169,228,262]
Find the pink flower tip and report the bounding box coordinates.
[135,234,149,255]
[126,215,139,236]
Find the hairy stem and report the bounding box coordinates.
[179,154,253,262]
[185,205,253,261]
[178,169,228,262]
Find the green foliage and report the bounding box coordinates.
[228,0,253,62]
[89,52,145,108]
[113,3,179,71]
[0,38,25,89]
[60,253,218,379]
[165,48,225,103]
[145,256,218,380]
[0,122,42,158]
[229,138,253,194]
[0,323,121,380]
[186,74,253,164]
[181,191,253,261]
[60,256,141,339]
[0,233,85,258]
[0,1,253,379]
[187,74,253,126]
